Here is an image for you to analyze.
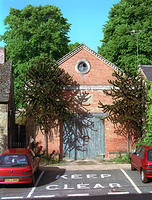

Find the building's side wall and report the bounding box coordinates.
[0,104,8,152]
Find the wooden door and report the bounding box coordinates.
[63,113,105,159]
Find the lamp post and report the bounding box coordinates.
[130,30,142,69]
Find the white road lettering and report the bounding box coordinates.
[46,182,122,191]
[77,183,90,189]
[109,183,121,188]
[46,185,59,190]
[61,173,112,179]
[64,184,74,190]
[86,174,97,179]
[93,184,105,189]
[101,174,111,178]
[71,174,82,179]
[61,175,68,179]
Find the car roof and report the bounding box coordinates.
[0,148,30,155]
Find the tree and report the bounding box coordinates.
[98,0,152,73]
[137,85,152,146]
[98,70,147,152]
[68,42,80,52]
[21,56,75,158]
[1,4,70,107]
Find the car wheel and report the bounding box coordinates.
[141,169,148,183]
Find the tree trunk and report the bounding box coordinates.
[74,118,77,160]
[127,124,130,153]
[59,123,63,161]
[45,131,49,159]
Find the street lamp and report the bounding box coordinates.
[130,30,143,69]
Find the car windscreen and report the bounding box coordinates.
[147,150,152,161]
[0,154,29,167]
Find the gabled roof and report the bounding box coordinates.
[140,65,152,82]
[0,61,12,102]
[58,43,118,71]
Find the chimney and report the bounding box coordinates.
[0,47,6,64]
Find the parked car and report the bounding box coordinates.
[0,148,39,185]
[130,145,152,183]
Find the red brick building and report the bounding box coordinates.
[35,44,127,159]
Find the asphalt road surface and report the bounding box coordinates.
[1,166,152,199]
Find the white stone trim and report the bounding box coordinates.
[66,85,113,90]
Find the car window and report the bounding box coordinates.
[147,150,152,161]
[0,154,29,167]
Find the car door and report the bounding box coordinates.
[132,147,145,171]
[136,147,145,171]
[131,147,142,170]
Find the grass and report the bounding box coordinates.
[109,153,130,164]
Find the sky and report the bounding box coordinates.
[0,0,120,52]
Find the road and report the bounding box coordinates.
[1,166,152,199]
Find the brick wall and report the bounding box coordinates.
[60,48,115,85]
[35,127,60,155]
[35,47,127,159]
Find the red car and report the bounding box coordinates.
[130,145,152,183]
[0,148,39,185]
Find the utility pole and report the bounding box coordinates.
[130,30,143,69]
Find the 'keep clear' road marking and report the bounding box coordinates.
[121,169,142,194]
[33,195,55,198]
[108,191,129,195]
[1,198,23,199]
[27,170,44,198]
[67,194,89,197]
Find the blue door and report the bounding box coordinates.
[63,113,105,159]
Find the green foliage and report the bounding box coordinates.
[136,85,152,146]
[99,71,147,144]
[0,4,71,108]
[40,155,60,165]
[98,0,152,73]
[22,56,74,125]
[68,42,80,52]
[21,56,75,157]
[111,153,130,164]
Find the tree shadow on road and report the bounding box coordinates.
[36,166,66,187]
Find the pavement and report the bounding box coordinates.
[54,159,130,170]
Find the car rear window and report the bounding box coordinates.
[147,150,152,161]
[0,154,29,167]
